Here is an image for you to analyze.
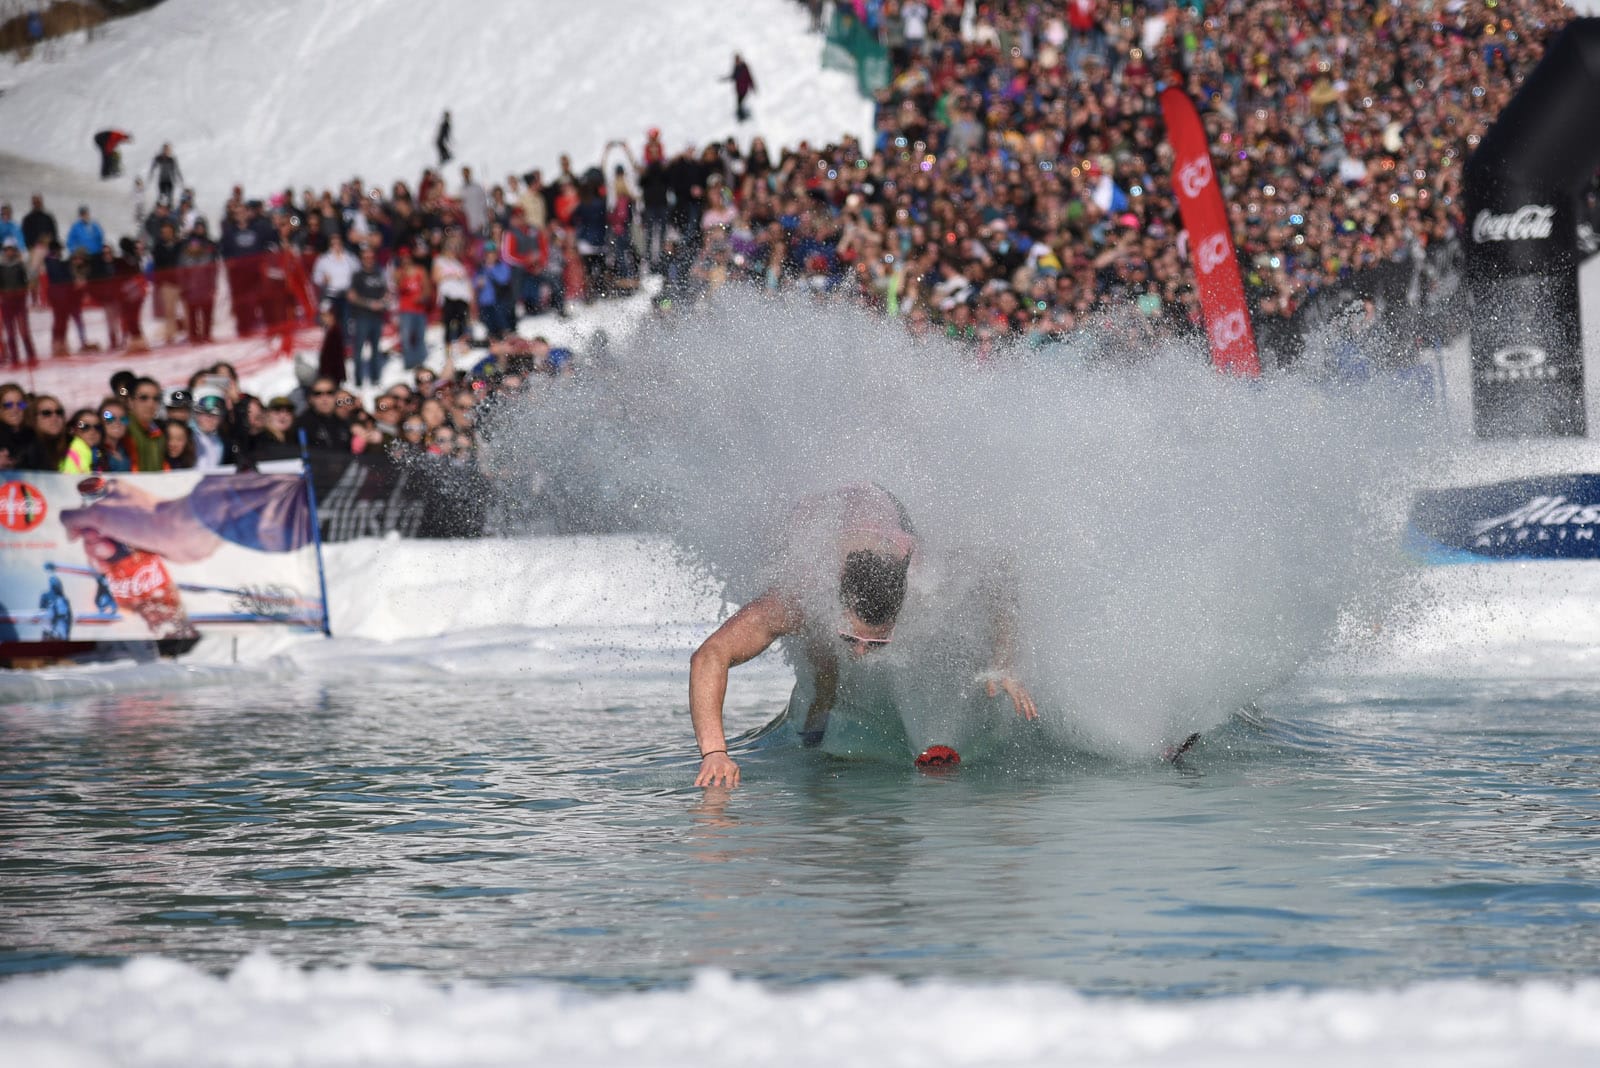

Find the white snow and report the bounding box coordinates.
[2,952,1600,1068]
[0,0,874,213]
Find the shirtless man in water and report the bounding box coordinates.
[690,484,1037,787]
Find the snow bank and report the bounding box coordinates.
[0,534,731,707]
[2,953,1599,1068]
[8,524,1600,710]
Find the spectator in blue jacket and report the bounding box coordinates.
[0,204,23,251]
[66,206,105,257]
[474,243,515,339]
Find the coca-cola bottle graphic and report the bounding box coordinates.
[76,477,198,639]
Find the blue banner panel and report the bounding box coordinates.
[1408,475,1600,563]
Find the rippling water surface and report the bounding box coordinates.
[4,667,1600,997]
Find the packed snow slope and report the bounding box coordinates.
[0,0,874,199]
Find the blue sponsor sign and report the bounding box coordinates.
[1408,474,1600,562]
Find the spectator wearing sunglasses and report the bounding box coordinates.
[371,392,403,440]
[249,396,301,464]
[0,381,30,470]
[16,393,69,470]
[62,408,104,474]
[393,416,428,455]
[294,376,352,452]
[97,396,133,472]
[689,484,1036,789]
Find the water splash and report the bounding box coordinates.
[499,293,1436,757]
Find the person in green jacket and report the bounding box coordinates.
[124,376,167,472]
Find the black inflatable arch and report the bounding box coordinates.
[1463,18,1600,438]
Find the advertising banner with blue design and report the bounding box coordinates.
[1408,474,1600,563]
[0,471,329,643]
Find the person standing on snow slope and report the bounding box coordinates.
[688,483,1038,788]
[148,143,184,207]
[436,111,453,167]
[727,54,756,122]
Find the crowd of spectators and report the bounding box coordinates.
[764,0,1578,358]
[0,0,1586,464]
[0,341,563,476]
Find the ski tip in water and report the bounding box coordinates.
[1162,732,1203,763]
[914,745,961,769]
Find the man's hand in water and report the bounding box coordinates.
[695,751,741,788]
[985,674,1038,720]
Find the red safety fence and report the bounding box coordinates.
[29,247,323,361]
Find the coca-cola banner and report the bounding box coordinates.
[1407,474,1600,562]
[1159,86,1260,377]
[0,471,328,644]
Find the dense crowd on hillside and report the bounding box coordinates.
[0,0,1585,474]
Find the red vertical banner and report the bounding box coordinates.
[1160,87,1260,377]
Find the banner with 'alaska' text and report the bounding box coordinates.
[0,470,328,644]
[1407,474,1600,563]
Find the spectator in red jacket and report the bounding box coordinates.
[394,245,431,369]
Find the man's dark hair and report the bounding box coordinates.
[839,550,910,627]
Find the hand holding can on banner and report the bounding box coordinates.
[60,476,224,564]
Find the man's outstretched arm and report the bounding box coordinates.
[983,558,1038,721]
[689,592,796,787]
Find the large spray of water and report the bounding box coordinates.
[501,293,1434,758]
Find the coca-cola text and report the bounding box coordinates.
[1472,205,1556,243]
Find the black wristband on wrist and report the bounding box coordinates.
[700,748,727,760]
